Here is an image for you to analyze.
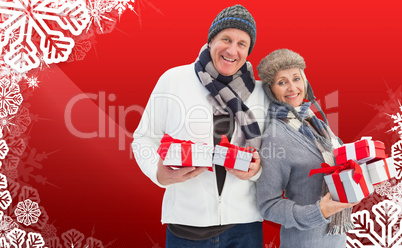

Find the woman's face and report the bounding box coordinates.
[271,68,305,107]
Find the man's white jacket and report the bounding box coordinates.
[132,63,268,226]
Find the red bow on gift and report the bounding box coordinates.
[157,134,195,166]
[309,160,363,182]
[218,135,256,170]
[309,160,370,203]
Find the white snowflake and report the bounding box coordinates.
[393,224,400,237]
[0,216,18,240]
[388,100,402,139]
[0,57,25,83]
[108,0,138,19]
[393,140,402,180]
[86,0,115,33]
[375,181,402,203]
[0,67,11,81]
[0,56,5,67]
[0,237,10,248]
[61,229,85,248]
[390,182,402,203]
[0,0,90,73]
[25,76,39,89]
[9,73,23,85]
[6,228,45,248]
[50,0,70,8]
[0,140,8,160]
[391,190,402,203]
[389,100,402,180]
[6,29,19,45]
[0,115,16,135]
[375,181,392,197]
[14,199,41,226]
[0,174,7,190]
[0,190,12,211]
[347,200,402,247]
[0,77,23,118]
[37,52,50,70]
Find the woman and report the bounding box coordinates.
[256,49,359,248]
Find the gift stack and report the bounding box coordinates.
[157,134,255,172]
[310,137,397,203]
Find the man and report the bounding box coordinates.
[133,4,268,247]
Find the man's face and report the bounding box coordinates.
[208,28,250,76]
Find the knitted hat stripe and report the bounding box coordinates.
[209,17,257,34]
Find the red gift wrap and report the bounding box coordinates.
[310,160,373,203]
[333,137,386,165]
[215,135,255,171]
[157,134,213,170]
[157,134,195,166]
[367,157,397,184]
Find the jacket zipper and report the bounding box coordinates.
[218,195,222,224]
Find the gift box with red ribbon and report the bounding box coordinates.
[309,160,374,203]
[367,157,397,184]
[157,134,214,167]
[333,137,386,165]
[212,135,255,172]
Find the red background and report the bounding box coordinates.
[24,0,402,247]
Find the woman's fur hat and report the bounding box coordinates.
[257,48,329,124]
[257,48,305,86]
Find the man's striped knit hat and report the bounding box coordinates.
[207,4,257,54]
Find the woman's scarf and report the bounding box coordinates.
[194,44,261,149]
[269,101,336,164]
[267,85,355,235]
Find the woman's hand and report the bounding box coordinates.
[227,151,260,180]
[319,192,360,219]
[156,158,208,186]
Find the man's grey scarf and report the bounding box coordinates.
[194,44,261,149]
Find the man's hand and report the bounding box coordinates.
[156,158,208,186]
[227,151,260,180]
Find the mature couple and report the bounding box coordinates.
[133,4,358,248]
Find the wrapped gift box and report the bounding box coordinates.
[333,137,386,165]
[324,163,373,203]
[157,134,214,167]
[212,135,255,172]
[367,157,397,184]
[310,160,373,203]
[163,143,213,167]
[213,145,253,172]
